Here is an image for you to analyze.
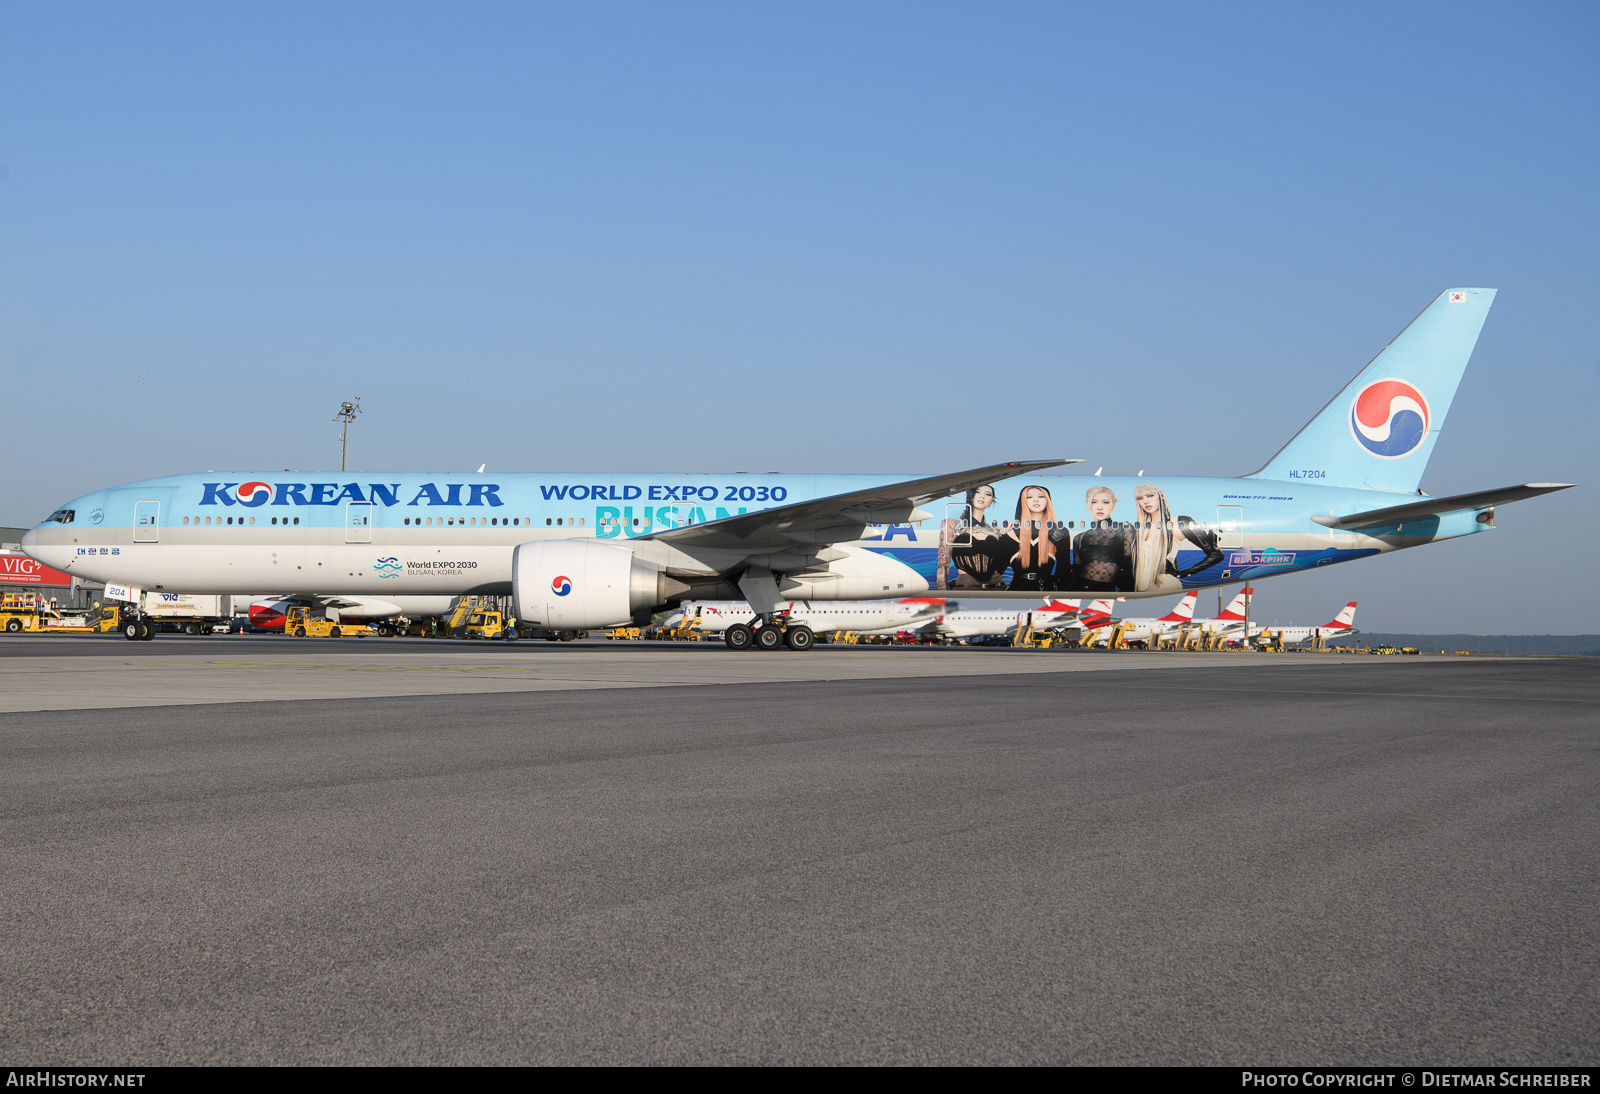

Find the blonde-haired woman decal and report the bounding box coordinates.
[1130,482,1227,589]
[1072,486,1135,592]
[1131,483,1184,593]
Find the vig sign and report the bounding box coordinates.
[0,555,72,586]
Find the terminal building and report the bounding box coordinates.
[0,526,101,610]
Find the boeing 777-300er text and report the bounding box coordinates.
[23,288,1574,648]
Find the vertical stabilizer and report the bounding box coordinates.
[1324,602,1358,630]
[1216,587,1253,620]
[1249,288,1496,493]
[1159,591,1197,623]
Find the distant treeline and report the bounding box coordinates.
[1353,634,1600,657]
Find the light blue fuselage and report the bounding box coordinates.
[21,469,1483,599]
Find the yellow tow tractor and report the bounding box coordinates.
[463,610,518,640]
[284,606,361,638]
[1,593,122,635]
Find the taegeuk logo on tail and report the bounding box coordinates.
[1349,379,1430,459]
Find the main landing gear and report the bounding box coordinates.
[122,615,156,641]
[723,619,815,652]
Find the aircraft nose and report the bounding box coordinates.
[20,526,69,570]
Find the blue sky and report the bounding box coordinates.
[2,2,1595,632]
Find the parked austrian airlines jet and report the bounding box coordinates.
[1254,602,1360,646]
[248,594,456,631]
[675,597,943,636]
[1188,588,1255,637]
[24,288,1573,649]
[918,599,1083,641]
[1116,591,1199,645]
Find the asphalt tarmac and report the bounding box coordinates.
[0,635,1384,712]
[2,657,1596,1064]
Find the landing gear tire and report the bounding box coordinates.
[724,623,753,651]
[138,620,155,640]
[784,625,815,652]
[124,620,140,640]
[754,625,784,651]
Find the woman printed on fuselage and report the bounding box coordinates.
[1003,485,1065,591]
[1131,483,1185,593]
[941,484,1008,589]
[1072,486,1135,592]
[1129,482,1227,587]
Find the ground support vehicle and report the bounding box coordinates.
[1,594,125,635]
[463,610,517,640]
[515,626,581,641]
[145,594,235,635]
[284,606,366,638]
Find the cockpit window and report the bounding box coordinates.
[47,509,75,524]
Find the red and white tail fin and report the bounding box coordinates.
[1215,587,1254,621]
[1157,591,1197,623]
[1078,599,1115,628]
[1322,601,1357,631]
[1038,598,1081,617]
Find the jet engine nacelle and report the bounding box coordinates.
[513,540,669,629]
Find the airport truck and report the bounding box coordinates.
[144,593,238,635]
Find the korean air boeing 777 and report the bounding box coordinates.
[22,288,1575,648]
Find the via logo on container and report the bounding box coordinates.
[1349,379,1429,459]
[551,575,572,596]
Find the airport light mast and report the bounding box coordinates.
[334,398,362,472]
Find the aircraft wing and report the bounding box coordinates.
[644,460,1080,552]
[1311,482,1575,529]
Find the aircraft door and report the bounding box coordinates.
[346,501,373,543]
[944,502,971,546]
[133,500,160,542]
[1216,506,1244,549]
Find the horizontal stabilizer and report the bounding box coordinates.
[649,459,1080,552]
[1311,483,1575,529]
